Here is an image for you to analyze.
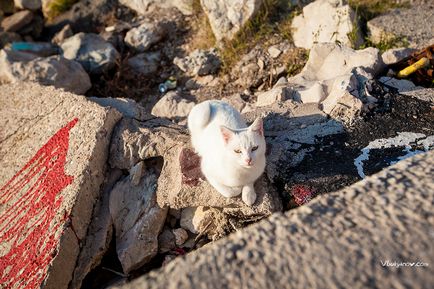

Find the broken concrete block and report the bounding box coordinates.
[108,118,282,218]
[0,82,121,289]
[109,168,167,273]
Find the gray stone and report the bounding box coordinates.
[127,51,161,75]
[119,0,194,16]
[151,91,195,120]
[400,88,434,104]
[89,97,152,121]
[0,82,121,289]
[174,49,220,76]
[367,4,434,49]
[61,33,120,74]
[0,49,92,95]
[291,0,362,49]
[1,10,33,32]
[381,47,416,65]
[172,228,188,246]
[14,0,41,10]
[158,229,176,253]
[124,22,164,52]
[109,170,168,273]
[379,76,420,93]
[201,0,262,42]
[114,150,434,289]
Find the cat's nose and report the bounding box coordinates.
[245,158,252,165]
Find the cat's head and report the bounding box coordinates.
[220,117,266,168]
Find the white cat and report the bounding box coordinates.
[187,100,266,206]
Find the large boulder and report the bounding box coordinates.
[119,0,194,15]
[114,149,434,289]
[0,82,121,289]
[291,0,362,49]
[201,0,263,42]
[61,33,120,74]
[367,3,434,49]
[0,49,91,95]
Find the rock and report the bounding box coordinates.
[0,82,121,289]
[127,51,161,75]
[61,33,120,74]
[173,49,220,76]
[119,0,194,16]
[256,87,291,107]
[0,49,92,95]
[89,97,152,121]
[109,169,168,273]
[108,118,282,218]
[180,206,229,240]
[130,161,145,186]
[284,43,384,124]
[367,3,434,49]
[1,10,33,32]
[69,169,122,289]
[158,229,176,253]
[400,88,434,104]
[267,45,281,59]
[172,228,188,246]
[378,76,419,93]
[201,0,263,42]
[14,0,41,10]
[221,93,252,113]
[0,31,22,49]
[18,13,43,38]
[291,0,362,49]
[51,24,73,45]
[124,22,164,53]
[151,91,195,120]
[381,47,416,65]
[115,150,434,289]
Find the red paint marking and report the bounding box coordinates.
[291,185,315,206]
[0,118,78,289]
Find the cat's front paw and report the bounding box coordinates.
[242,185,256,206]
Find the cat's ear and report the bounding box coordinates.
[220,126,234,144]
[249,117,263,136]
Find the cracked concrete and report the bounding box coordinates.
[115,150,434,289]
[0,82,121,289]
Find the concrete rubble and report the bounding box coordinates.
[114,150,434,289]
[0,82,121,289]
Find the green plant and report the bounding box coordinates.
[361,35,409,52]
[45,0,78,19]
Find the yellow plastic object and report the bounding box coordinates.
[397,57,430,78]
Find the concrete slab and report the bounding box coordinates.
[115,150,434,289]
[0,82,121,289]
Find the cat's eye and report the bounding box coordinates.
[251,146,259,151]
[234,149,241,154]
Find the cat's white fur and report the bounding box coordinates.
[188,100,266,206]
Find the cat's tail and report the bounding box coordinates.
[187,101,212,137]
